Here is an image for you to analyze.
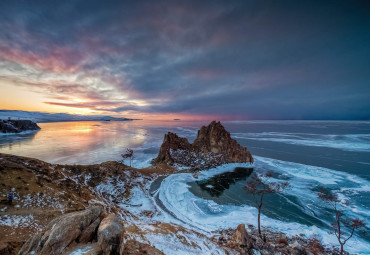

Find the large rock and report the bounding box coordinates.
[120,240,164,255]
[18,206,103,255]
[153,132,191,165]
[231,224,251,247]
[193,121,253,163]
[78,217,101,243]
[96,214,123,255]
[153,121,253,169]
[227,224,253,254]
[0,119,40,133]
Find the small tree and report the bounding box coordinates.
[244,172,288,239]
[317,187,366,255]
[121,148,134,167]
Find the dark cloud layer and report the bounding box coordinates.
[0,0,369,119]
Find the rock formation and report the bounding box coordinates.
[228,224,253,249]
[0,119,40,133]
[153,121,253,169]
[153,132,192,165]
[193,121,253,163]
[120,240,165,255]
[18,206,104,255]
[18,206,165,255]
[97,214,123,255]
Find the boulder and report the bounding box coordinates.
[96,214,123,255]
[233,224,251,246]
[226,224,254,255]
[153,121,253,168]
[228,224,253,250]
[78,217,101,243]
[120,240,164,255]
[18,206,103,255]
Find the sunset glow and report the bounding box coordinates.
[0,1,369,120]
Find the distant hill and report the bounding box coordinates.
[0,110,133,123]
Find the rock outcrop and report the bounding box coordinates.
[17,206,167,255]
[227,224,253,251]
[193,121,253,163]
[153,132,192,165]
[97,215,123,255]
[18,207,127,255]
[0,119,40,133]
[18,206,103,255]
[153,121,253,169]
[120,240,165,255]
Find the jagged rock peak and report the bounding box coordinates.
[153,132,191,165]
[153,121,253,169]
[193,121,253,163]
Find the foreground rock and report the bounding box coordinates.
[120,240,165,255]
[97,215,123,255]
[0,119,40,133]
[18,206,103,255]
[17,206,167,255]
[153,121,253,169]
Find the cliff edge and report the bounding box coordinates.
[153,121,253,169]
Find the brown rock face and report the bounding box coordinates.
[18,207,126,255]
[153,121,253,169]
[18,206,103,255]
[153,132,192,165]
[232,224,251,246]
[193,121,253,163]
[78,217,101,243]
[227,224,253,255]
[97,214,123,255]
[120,240,164,255]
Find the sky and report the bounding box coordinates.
[0,0,369,120]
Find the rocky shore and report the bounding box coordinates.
[0,119,40,133]
[0,121,338,254]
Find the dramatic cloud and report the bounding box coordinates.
[0,0,369,119]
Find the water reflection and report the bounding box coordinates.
[0,120,210,166]
[0,131,38,150]
[196,167,254,197]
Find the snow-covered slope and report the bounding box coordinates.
[0,110,132,123]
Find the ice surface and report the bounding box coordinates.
[233,132,370,152]
[155,158,370,254]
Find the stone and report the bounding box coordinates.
[233,224,250,246]
[192,121,253,163]
[78,217,101,243]
[120,240,164,255]
[153,121,253,168]
[18,206,103,255]
[97,214,123,255]
[227,224,254,255]
[152,132,191,165]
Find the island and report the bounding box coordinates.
[0,119,41,134]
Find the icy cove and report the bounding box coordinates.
[0,120,369,254]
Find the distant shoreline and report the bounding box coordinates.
[0,110,139,123]
[34,119,141,123]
